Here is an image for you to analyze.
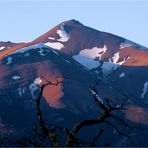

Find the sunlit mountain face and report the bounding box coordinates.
[0,19,148,147]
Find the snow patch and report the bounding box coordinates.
[73,54,100,70]
[95,70,99,74]
[110,52,129,65]
[38,49,45,56]
[65,60,71,64]
[0,46,5,50]
[48,37,55,40]
[117,57,130,65]
[12,75,20,80]
[73,46,107,70]
[111,52,120,64]
[101,62,119,76]
[34,77,42,85]
[24,53,30,56]
[51,49,59,55]
[6,57,12,65]
[113,129,116,135]
[29,77,42,98]
[101,52,130,76]
[45,42,64,50]
[120,44,132,49]
[119,72,125,78]
[17,88,25,97]
[119,39,145,49]
[29,83,38,98]
[57,23,70,42]
[90,89,104,104]
[120,40,133,49]
[9,43,48,55]
[78,46,107,60]
[141,82,148,99]
[97,45,107,60]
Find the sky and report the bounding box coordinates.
[0,0,148,47]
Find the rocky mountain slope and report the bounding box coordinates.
[0,19,148,146]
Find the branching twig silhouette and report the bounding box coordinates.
[0,77,141,147]
[35,76,63,147]
[90,129,104,147]
[65,84,140,147]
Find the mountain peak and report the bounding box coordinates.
[61,19,83,26]
[1,19,148,147]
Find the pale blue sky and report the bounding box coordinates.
[0,0,148,47]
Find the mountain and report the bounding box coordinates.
[0,41,22,52]
[0,19,148,146]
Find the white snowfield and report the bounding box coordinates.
[38,49,46,56]
[101,62,119,76]
[0,46,5,50]
[48,37,55,40]
[34,77,42,85]
[111,52,120,64]
[50,48,59,55]
[6,57,13,65]
[97,45,107,60]
[120,39,145,49]
[65,60,71,64]
[12,75,20,80]
[73,46,130,76]
[17,88,25,97]
[45,23,70,50]
[101,52,130,76]
[73,55,100,70]
[119,72,125,78]
[29,83,38,98]
[78,46,107,60]
[120,40,133,49]
[48,23,70,43]
[73,46,107,70]
[117,57,130,65]
[57,23,70,42]
[141,81,148,99]
[24,53,30,57]
[7,42,61,57]
[109,52,129,65]
[44,42,64,50]
[29,77,42,98]
[9,43,48,55]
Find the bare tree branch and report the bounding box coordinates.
[35,76,62,147]
[65,84,141,147]
[0,77,141,147]
[90,129,104,147]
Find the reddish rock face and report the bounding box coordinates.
[0,41,22,53]
[0,19,148,146]
[1,20,147,66]
[0,19,148,111]
[125,104,148,125]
